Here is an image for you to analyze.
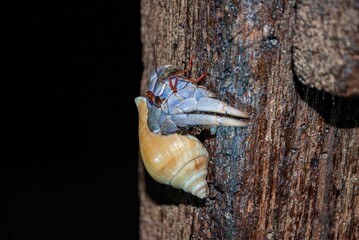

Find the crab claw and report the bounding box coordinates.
[172,97,249,119]
[169,97,249,128]
[146,80,250,134]
[171,113,249,128]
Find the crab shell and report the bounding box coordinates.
[135,96,209,199]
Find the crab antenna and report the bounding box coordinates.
[153,34,161,79]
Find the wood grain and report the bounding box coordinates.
[138,0,359,239]
[293,0,359,97]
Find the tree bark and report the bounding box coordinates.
[138,1,359,239]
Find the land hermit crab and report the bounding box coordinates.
[135,56,249,198]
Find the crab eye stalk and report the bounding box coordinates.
[145,91,162,108]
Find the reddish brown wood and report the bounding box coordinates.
[138,0,359,239]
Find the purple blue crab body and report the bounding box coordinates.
[146,65,250,135]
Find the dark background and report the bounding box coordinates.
[2,1,142,239]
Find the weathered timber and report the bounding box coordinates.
[138,0,359,239]
[293,0,359,97]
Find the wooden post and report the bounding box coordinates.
[138,1,359,239]
[294,0,359,97]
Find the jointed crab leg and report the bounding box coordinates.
[166,55,208,93]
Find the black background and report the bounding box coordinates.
[2,1,142,239]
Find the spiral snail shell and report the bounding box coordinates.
[135,96,209,199]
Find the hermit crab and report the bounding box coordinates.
[135,56,249,199]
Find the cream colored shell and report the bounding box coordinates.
[135,96,209,199]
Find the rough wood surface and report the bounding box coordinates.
[293,0,359,97]
[138,0,359,239]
